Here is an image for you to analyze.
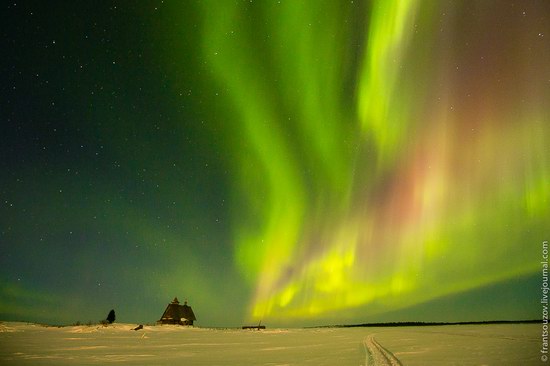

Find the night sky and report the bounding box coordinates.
[1,1,548,327]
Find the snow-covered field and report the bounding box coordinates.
[0,322,540,365]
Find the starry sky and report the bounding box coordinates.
[1,1,548,327]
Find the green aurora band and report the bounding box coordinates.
[200,0,549,322]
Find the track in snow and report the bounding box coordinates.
[363,335,402,366]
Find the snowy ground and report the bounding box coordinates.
[0,322,540,365]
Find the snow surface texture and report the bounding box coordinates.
[0,322,540,365]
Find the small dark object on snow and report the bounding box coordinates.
[106,309,116,324]
[133,324,143,331]
[242,325,266,330]
[242,320,265,330]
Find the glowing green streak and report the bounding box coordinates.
[357,0,418,164]
[200,1,306,283]
[267,1,354,197]
[199,0,358,317]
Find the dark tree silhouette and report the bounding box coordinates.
[106,309,116,324]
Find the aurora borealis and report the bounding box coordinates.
[1,1,548,327]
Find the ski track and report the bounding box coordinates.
[363,335,402,366]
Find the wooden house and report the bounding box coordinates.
[158,297,196,325]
